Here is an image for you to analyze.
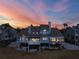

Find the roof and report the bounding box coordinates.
[19,28,63,38]
[31,26,40,32]
[39,25,49,30]
[64,27,79,36]
[50,28,63,37]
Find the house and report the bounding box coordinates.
[16,22,64,52]
[16,34,28,51]
[39,24,50,49]
[63,25,79,46]
[0,23,17,46]
[27,26,40,52]
[50,28,64,48]
[16,26,41,52]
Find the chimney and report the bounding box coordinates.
[28,24,32,34]
[48,21,51,33]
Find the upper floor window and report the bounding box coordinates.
[36,32,38,34]
[43,29,47,34]
[33,32,35,34]
[33,32,39,34]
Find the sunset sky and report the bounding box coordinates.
[0,0,79,29]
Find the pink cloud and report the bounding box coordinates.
[0,0,48,28]
[0,0,71,29]
[62,12,79,27]
[34,0,46,12]
[52,0,70,12]
[0,0,38,28]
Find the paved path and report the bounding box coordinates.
[63,42,79,50]
[8,42,17,48]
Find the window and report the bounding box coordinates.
[43,29,47,34]
[43,29,47,32]
[32,38,39,42]
[33,32,38,34]
[61,38,64,42]
[57,38,60,42]
[33,32,35,34]
[36,32,38,34]
[50,38,56,41]
[42,38,48,40]
[57,38,64,42]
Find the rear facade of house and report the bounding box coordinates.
[16,22,64,52]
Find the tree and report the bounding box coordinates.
[63,23,68,29]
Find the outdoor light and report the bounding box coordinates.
[43,29,47,32]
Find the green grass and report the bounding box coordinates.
[0,47,79,59]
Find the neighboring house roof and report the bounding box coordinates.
[64,27,79,36]
[0,24,17,40]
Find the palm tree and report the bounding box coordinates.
[63,23,68,29]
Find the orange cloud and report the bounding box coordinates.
[0,0,48,28]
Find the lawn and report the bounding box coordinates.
[0,47,79,59]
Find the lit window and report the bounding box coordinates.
[33,32,35,34]
[61,38,64,42]
[50,38,56,41]
[57,38,64,42]
[42,38,48,40]
[57,38,60,42]
[36,32,38,34]
[32,38,39,42]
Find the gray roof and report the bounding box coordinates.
[19,28,63,37]
[50,28,63,37]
